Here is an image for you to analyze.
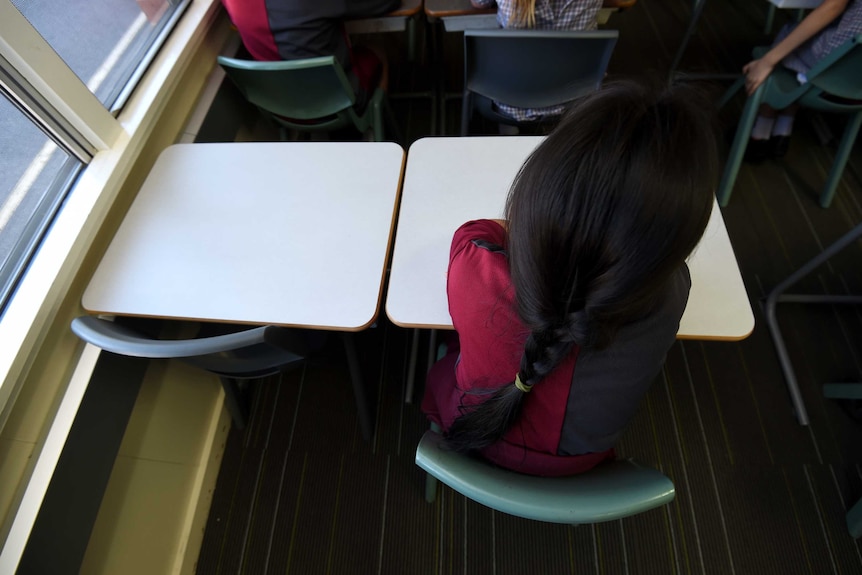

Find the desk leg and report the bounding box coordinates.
[406,329,439,405]
[405,328,421,403]
[765,221,862,426]
[407,13,417,63]
[669,0,707,80]
[764,4,775,34]
[219,377,249,430]
[430,19,445,135]
[342,333,374,440]
[426,328,438,376]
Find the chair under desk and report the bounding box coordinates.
[81,141,405,440]
[385,136,755,402]
[422,0,636,133]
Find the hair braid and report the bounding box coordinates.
[445,329,572,452]
[513,0,537,27]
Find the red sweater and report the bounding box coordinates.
[422,220,615,476]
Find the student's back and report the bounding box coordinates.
[422,80,719,476]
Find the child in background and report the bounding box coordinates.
[743,0,862,160]
[421,80,719,476]
[468,0,604,122]
[221,0,400,110]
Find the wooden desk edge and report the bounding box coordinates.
[80,307,388,332]
[676,324,755,342]
[425,6,494,18]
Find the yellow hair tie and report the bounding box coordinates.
[514,373,532,393]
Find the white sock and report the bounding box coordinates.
[751,115,775,140]
[772,115,795,137]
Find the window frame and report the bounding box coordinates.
[0,4,229,566]
[0,1,122,153]
[0,0,223,418]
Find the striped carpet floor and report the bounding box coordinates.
[197,1,862,572]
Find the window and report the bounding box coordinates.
[0,96,80,310]
[0,0,189,312]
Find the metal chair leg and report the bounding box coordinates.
[405,328,420,403]
[819,110,862,208]
[717,83,766,206]
[342,333,374,440]
[765,222,862,425]
[669,0,707,80]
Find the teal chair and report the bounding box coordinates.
[460,29,618,135]
[70,316,310,431]
[415,430,675,524]
[717,33,862,208]
[217,55,397,142]
[823,383,862,538]
[72,316,375,439]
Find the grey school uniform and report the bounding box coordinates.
[778,0,862,79]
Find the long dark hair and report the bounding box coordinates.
[445,79,719,453]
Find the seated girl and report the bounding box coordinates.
[422,80,718,476]
[742,0,862,160]
[221,0,400,110]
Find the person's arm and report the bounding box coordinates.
[743,0,849,94]
[471,0,498,8]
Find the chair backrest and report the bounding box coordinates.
[71,316,307,379]
[463,29,619,109]
[806,32,862,103]
[217,55,356,121]
[415,430,674,524]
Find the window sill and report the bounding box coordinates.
[0,0,232,568]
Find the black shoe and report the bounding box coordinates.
[743,138,772,163]
[772,135,790,158]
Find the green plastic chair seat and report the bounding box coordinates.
[415,430,675,524]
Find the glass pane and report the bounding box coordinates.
[0,95,80,310]
[10,0,185,108]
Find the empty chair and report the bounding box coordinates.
[415,430,675,524]
[717,32,862,208]
[460,29,618,136]
[217,55,398,142]
[71,316,312,430]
